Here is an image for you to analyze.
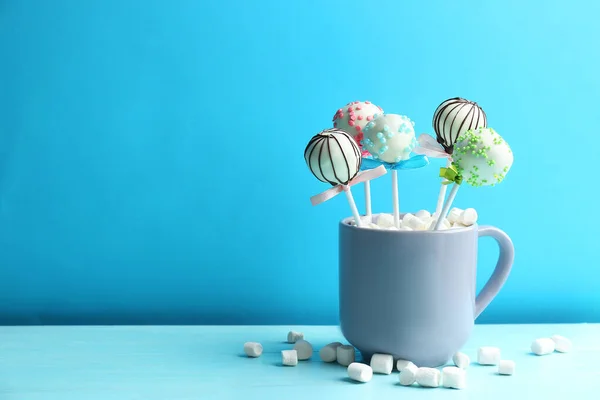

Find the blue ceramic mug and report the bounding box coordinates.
[339,214,514,367]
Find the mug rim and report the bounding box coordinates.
[340,213,477,234]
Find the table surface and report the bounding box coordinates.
[0,324,598,399]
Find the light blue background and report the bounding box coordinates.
[0,0,597,325]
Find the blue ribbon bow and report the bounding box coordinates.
[360,154,429,171]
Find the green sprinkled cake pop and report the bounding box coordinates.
[452,127,513,187]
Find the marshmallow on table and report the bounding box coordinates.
[442,366,466,389]
[347,362,373,383]
[531,338,555,355]
[478,347,501,365]
[398,363,419,386]
[551,335,572,353]
[396,359,415,372]
[370,353,393,375]
[282,350,298,366]
[287,331,304,343]
[336,345,355,367]
[498,360,515,375]
[416,367,441,388]
[243,342,263,358]
[293,339,313,360]
[452,352,470,369]
[459,208,478,226]
[319,342,342,363]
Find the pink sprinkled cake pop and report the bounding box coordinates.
[332,101,384,156]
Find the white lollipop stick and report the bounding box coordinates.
[435,159,452,215]
[392,170,399,228]
[364,181,372,220]
[434,183,460,230]
[343,185,363,227]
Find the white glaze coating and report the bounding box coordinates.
[453,127,513,187]
[304,128,361,185]
[362,114,417,163]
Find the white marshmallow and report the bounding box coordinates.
[415,210,431,220]
[293,339,313,360]
[428,219,449,230]
[396,359,415,371]
[243,342,263,358]
[287,331,304,343]
[459,208,478,226]
[447,208,463,223]
[336,345,355,367]
[386,226,399,231]
[366,222,381,230]
[416,367,441,388]
[398,363,419,386]
[477,347,501,365]
[402,213,415,224]
[531,338,555,355]
[498,360,515,375]
[451,222,468,229]
[370,353,393,374]
[282,349,298,366]
[452,352,470,369]
[319,342,342,362]
[347,362,373,383]
[442,366,466,389]
[398,226,413,231]
[376,213,396,228]
[406,216,427,230]
[551,335,572,353]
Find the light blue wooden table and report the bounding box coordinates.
[0,324,598,399]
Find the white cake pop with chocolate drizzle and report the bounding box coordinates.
[304,128,361,186]
[333,101,384,156]
[361,114,417,163]
[452,127,513,187]
[433,97,487,154]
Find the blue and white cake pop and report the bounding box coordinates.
[361,114,418,163]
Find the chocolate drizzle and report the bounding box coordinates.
[304,128,361,186]
[432,97,487,154]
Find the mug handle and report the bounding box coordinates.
[475,225,515,319]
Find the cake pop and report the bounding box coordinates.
[432,97,487,154]
[332,101,384,156]
[305,128,387,227]
[433,127,513,230]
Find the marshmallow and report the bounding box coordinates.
[477,347,501,365]
[551,335,572,353]
[428,219,449,230]
[498,360,515,375]
[287,331,304,343]
[416,367,441,388]
[398,226,413,231]
[415,210,431,220]
[459,208,478,226]
[370,353,393,374]
[406,216,427,230]
[319,342,342,363]
[447,208,463,224]
[366,222,381,230]
[396,359,415,371]
[402,213,415,223]
[282,350,298,366]
[293,339,313,360]
[243,342,263,358]
[452,352,470,369]
[336,345,355,367]
[442,366,466,389]
[531,338,555,355]
[398,363,419,386]
[386,226,399,231]
[347,362,373,383]
[376,213,396,228]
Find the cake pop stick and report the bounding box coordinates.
[305,128,386,227]
[430,97,487,217]
[362,114,425,227]
[332,100,384,219]
[413,133,453,215]
[433,127,513,230]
